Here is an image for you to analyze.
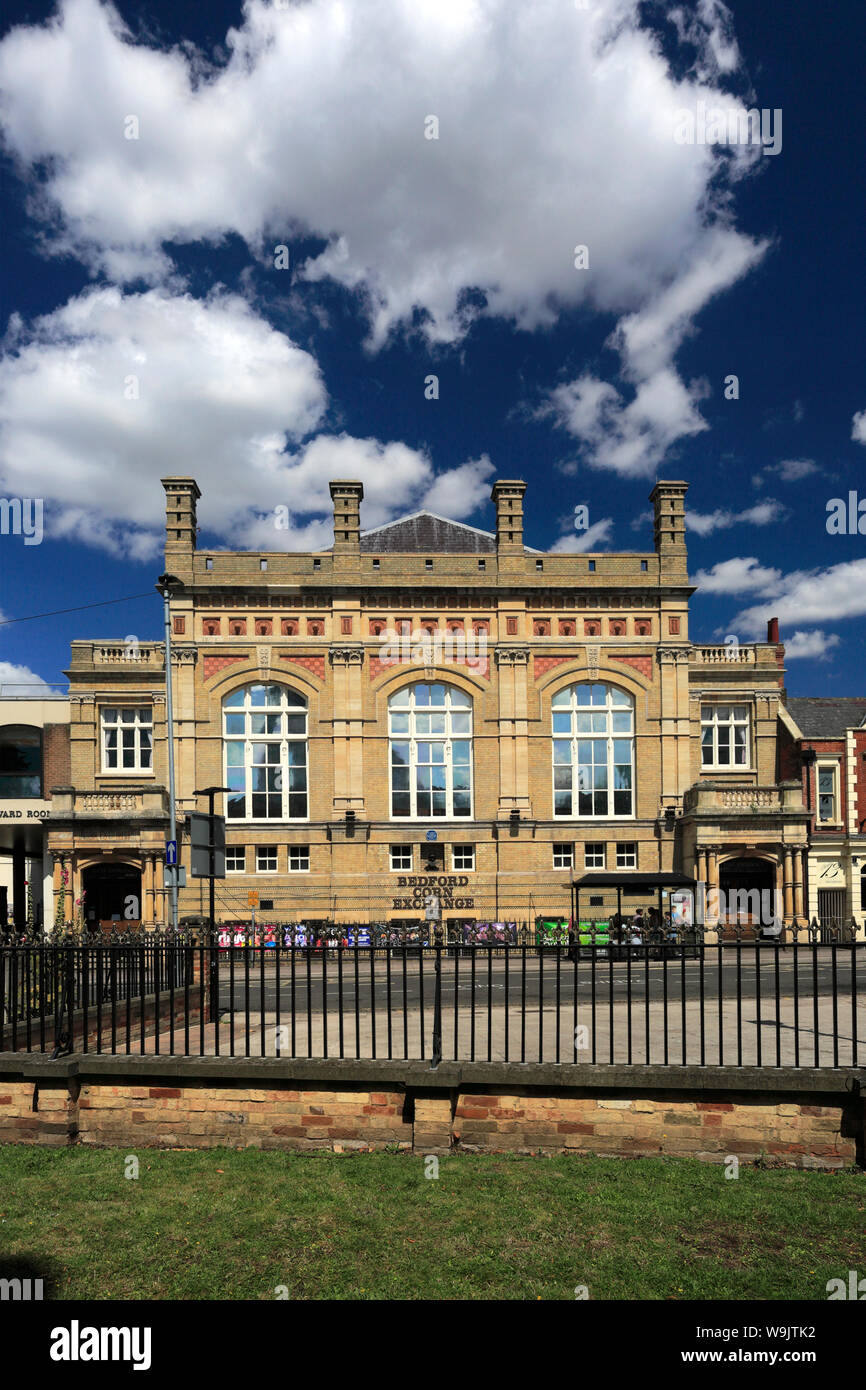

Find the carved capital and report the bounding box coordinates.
[329,645,365,666]
[495,646,530,666]
[657,646,690,664]
[172,646,198,666]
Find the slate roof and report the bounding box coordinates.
[356,510,539,554]
[786,697,866,738]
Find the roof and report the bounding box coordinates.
[355,510,540,554]
[785,697,866,738]
[572,873,696,889]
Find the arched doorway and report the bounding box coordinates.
[718,856,777,928]
[81,862,142,928]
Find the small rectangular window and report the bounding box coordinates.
[288,845,310,872]
[588,560,596,573]
[313,558,321,569]
[478,559,486,570]
[425,559,433,570]
[536,559,543,571]
[260,559,268,571]
[226,848,245,874]
[584,844,606,870]
[452,844,475,871]
[256,846,278,873]
[390,845,413,871]
[616,843,637,870]
[205,558,213,571]
[640,560,648,572]
[373,558,381,569]
[552,843,574,870]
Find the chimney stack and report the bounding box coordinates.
[161,476,201,571]
[649,480,688,579]
[491,479,527,556]
[767,617,780,644]
[329,480,364,554]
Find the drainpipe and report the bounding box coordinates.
[157,573,182,933]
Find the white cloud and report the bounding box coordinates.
[693,556,782,594]
[783,630,840,661]
[731,557,866,636]
[752,458,819,486]
[0,286,485,554]
[0,0,763,354]
[551,518,614,553]
[685,498,785,536]
[544,228,767,476]
[421,456,496,519]
[0,660,56,695]
[852,410,866,444]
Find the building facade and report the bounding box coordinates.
[780,697,866,933]
[44,473,824,935]
[0,695,70,929]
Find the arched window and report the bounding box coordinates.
[389,682,472,818]
[0,725,42,798]
[552,682,634,818]
[223,683,308,821]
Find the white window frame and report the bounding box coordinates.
[288,845,310,873]
[452,844,475,871]
[616,842,637,870]
[584,844,606,870]
[223,683,308,823]
[700,703,751,770]
[552,843,574,870]
[100,706,153,774]
[389,845,413,871]
[816,761,841,825]
[255,846,278,874]
[551,683,634,820]
[226,847,246,874]
[388,682,473,820]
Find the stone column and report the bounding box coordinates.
[495,647,531,817]
[783,848,794,922]
[143,853,155,925]
[329,646,366,816]
[63,855,74,924]
[792,846,804,921]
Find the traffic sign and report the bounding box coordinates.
[188,812,226,879]
[248,890,259,908]
[165,840,177,866]
[164,866,187,888]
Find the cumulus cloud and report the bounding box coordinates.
[0,286,484,554]
[685,498,785,535]
[0,0,764,356]
[753,458,819,488]
[543,227,768,476]
[421,456,496,519]
[0,660,56,695]
[783,630,840,661]
[550,518,614,553]
[693,556,782,594]
[731,557,866,637]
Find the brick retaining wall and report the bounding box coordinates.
[0,1059,862,1168]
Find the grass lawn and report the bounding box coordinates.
[0,1145,863,1301]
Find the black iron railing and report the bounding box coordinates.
[1,928,863,1067]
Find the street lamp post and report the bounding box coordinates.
[157,573,182,933]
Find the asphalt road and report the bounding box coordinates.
[217,950,859,1011]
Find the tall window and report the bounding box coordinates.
[817,764,838,823]
[701,704,749,768]
[101,707,152,773]
[389,682,472,818]
[223,683,308,821]
[552,683,634,818]
[0,725,42,797]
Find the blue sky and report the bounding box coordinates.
[0,0,864,693]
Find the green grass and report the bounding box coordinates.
[0,1145,863,1300]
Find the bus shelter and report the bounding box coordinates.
[570,872,697,947]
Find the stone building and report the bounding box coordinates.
[45,473,819,935]
[0,694,70,929]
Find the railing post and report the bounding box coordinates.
[431,943,443,1068]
